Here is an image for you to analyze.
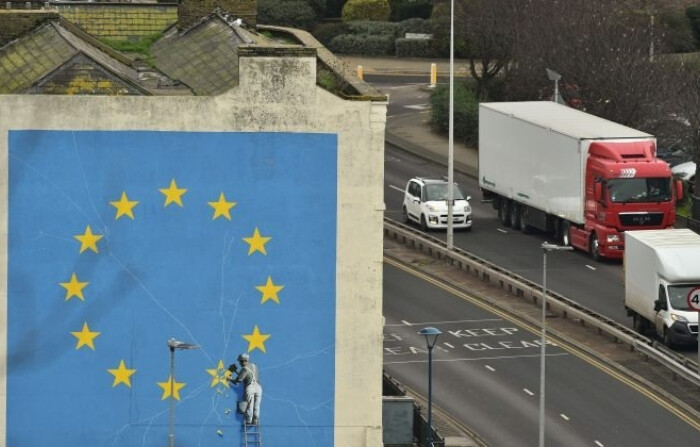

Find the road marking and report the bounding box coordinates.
[383,352,569,365]
[497,228,508,233]
[523,388,535,396]
[485,365,495,372]
[560,414,570,421]
[385,318,502,327]
[594,441,604,447]
[389,184,405,194]
[585,265,596,271]
[443,342,454,348]
[405,104,430,110]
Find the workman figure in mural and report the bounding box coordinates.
[228,353,262,425]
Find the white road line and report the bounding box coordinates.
[523,388,535,396]
[497,228,508,233]
[384,318,502,327]
[585,265,596,271]
[560,414,570,421]
[401,320,412,326]
[594,441,604,447]
[485,365,495,372]
[389,184,405,194]
[443,342,454,348]
[383,352,569,365]
[405,104,430,110]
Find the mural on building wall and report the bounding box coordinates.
[6,130,337,446]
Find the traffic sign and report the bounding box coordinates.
[687,287,700,312]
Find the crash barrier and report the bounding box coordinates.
[675,213,700,234]
[383,218,700,389]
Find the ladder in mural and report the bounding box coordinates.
[243,422,262,447]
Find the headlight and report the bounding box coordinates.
[427,205,438,212]
[670,313,688,323]
[464,205,471,213]
[607,234,620,243]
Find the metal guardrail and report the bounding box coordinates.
[383,218,700,388]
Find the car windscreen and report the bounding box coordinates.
[424,183,465,201]
[667,284,700,311]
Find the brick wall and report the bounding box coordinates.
[51,3,178,41]
[0,10,59,46]
[178,0,257,29]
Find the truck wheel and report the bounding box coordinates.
[510,203,522,230]
[520,206,531,234]
[420,214,428,232]
[561,221,571,246]
[632,313,648,334]
[663,327,674,349]
[590,234,601,261]
[498,199,511,227]
[402,206,410,224]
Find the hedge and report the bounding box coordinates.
[258,0,319,30]
[389,0,433,21]
[342,0,391,22]
[429,82,480,147]
[395,37,432,58]
[328,34,395,56]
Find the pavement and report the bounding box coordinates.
[336,55,480,179]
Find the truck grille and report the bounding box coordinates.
[619,212,664,227]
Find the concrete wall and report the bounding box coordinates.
[0,50,386,446]
[51,2,178,40]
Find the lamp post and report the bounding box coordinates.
[539,243,572,447]
[167,338,199,447]
[419,327,441,447]
[545,68,564,105]
[447,0,455,249]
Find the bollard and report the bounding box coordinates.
[357,65,363,81]
[430,63,437,88]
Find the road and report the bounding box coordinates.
[383,260,700,446]
[378,79,698,357]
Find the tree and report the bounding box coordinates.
[672,63,700,217]
[342,0,391,22]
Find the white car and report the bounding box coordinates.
[671,161,696,193]
[402,177,472,231]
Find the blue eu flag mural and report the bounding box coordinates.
[7,131,337,446]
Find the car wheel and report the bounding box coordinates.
[590,234,601,262]
[561,221,571,246]
[420,214,428,232]
[510,203,522,230]
[402,206,410,224]
[498,199,511,227]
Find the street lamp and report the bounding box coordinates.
[447,0,455,249]
[167,338,199,447]
[545,68,564,105]
[419,327,441,447]
[539,242,572,447]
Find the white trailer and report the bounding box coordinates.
[624,229,700,347]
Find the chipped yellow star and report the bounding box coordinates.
[256,276,284,304]
[74,225,103,253]
[159,179,187,207]
[158,375,186,400]
[208,192,236,220]
[206,360,230,388]
[110,191,139,220]
[108,360,137,388]
[71,322,101,350]
[59,273,88,301]
[243,228,271,255]
[242,325,271,353]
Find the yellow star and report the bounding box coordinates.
[243,228,271,255]
[74,225,103,253]
[59,273,88,301]
[242,325,270,353]
[158,375,186,400]
[159,179,187,207]
[208,192,237,220]
[256,276,284,304]
[71,322,101,350]
[206,360,230,388]
[110,191,139,220]
[108,360,137,388]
